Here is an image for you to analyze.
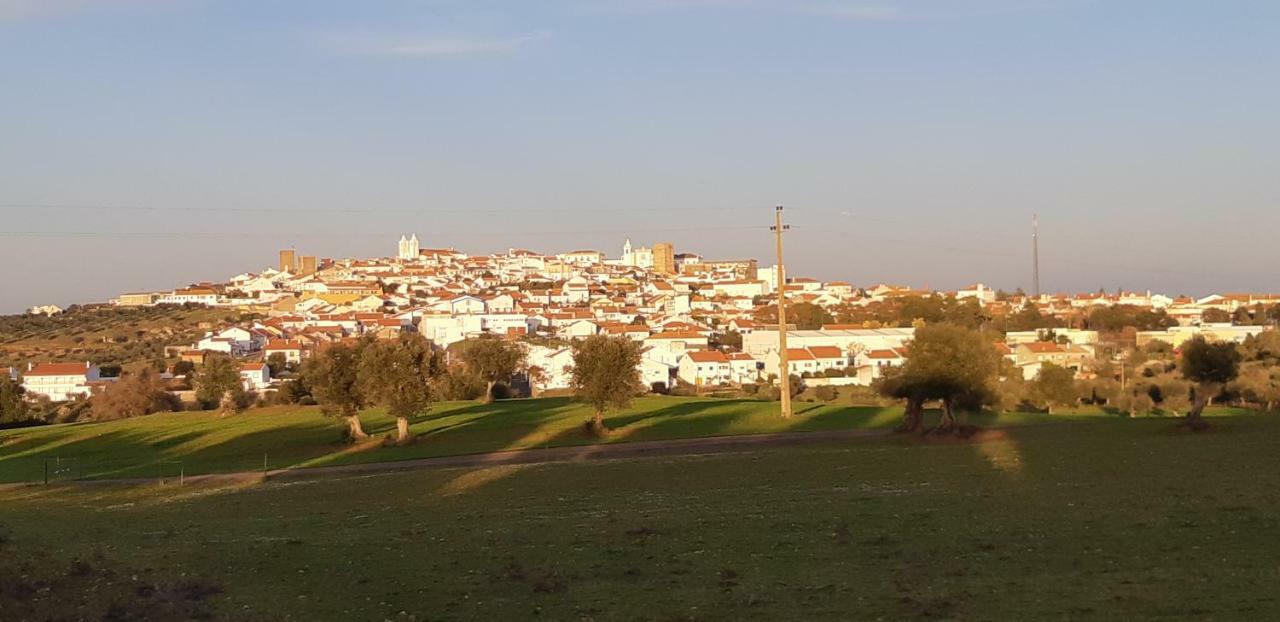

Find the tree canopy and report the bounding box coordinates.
[571,335,644,435]
[302,341,370,439]
[1178,336,1242,429]
[193,354,244,413]
[358,335,437,444]
[456,337,526,402]
[90,369,177,421]
[878,323,1001,433]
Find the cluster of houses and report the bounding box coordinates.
[10,236,1279,404]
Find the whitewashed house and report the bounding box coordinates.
[21,362,101,402]
[240,362,271,392]
[677,350,732,386]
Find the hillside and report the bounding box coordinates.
[0,305,249,372]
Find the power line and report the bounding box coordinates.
[0,224,771,240]
[0,203,781,215]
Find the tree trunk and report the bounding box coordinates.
[346,415,369,440]
[396,416,411,445]
[895,397,924,434]
[934,397,958,434]
[484,380,496,404]
[1183,389,1211,431]
[586,408,610,437]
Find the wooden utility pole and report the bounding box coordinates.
[772,205,793,418]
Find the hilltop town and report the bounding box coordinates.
[5,234,1278,409]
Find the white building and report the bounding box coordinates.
[21,362,101,402]
[158,287,219,306]
[620,239,654,269]
[398,234,421,261]
[743,328,915,358]
[677,350,732,386]
[240,362,271,392]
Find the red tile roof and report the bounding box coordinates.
[24,362,93,377]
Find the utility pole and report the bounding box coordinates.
[772,205,793,418]
[1032,213,1041,299]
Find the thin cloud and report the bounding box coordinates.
[322,30,553,59]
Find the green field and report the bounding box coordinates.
[0,396,1130,484]
[2,414,1278,620]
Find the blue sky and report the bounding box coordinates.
[1,0,1278,312]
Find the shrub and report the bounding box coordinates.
[650,381,669,394]
[814,385,838,401]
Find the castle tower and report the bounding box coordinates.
[279,249,297,273]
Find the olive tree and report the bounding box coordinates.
[302,341,370,440]
[877,323,1001,434]
[358,335,436,444]
[456,337,526,403]
[1178,336,1241,430]
[571,335,644,436]
[194,354,245,415]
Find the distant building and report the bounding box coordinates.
[158,287,219,306]
[652,242,676,275]
[114,292,159,307]
[27,305,64,316]
[21,362,101,402]
[621,239,655,269]
[239,362,271,392]
[398,234,420,261]
[299,255,318,276]
[279,249,297,273]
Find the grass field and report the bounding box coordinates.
[2,414,1278,620]
[0,396,1141,484]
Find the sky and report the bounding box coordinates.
[1,0,1278,313]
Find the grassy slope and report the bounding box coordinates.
[0,396,1130,483]
[2,416,1278,620]
[0,305,235,370]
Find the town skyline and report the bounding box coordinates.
[7,228,1275,316]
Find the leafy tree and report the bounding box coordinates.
[265,352,289,377]
[754,302,832,330]
[1087,305,1177,332]
[193,354,244,414]
[878,324,1001,434]
[0,375,29,424]
[1240,330,1280,362]
[1030,363,1077,414]
[1178,336,1241,430]
[718,330,743,350]
[570,335,644,436]
[456,337,526,403]
[90,369,178,421]
[302,341,370,440]
[1229,364,1280,411]
[1154,376,1192,415]
[1115,388,1154,416]
[1004,304,1060,332]
[897,296,988,329]
[1201,308,1231,324]
[526,365,547,398]
[358,335,436,445]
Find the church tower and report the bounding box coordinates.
[398,234,420,261]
